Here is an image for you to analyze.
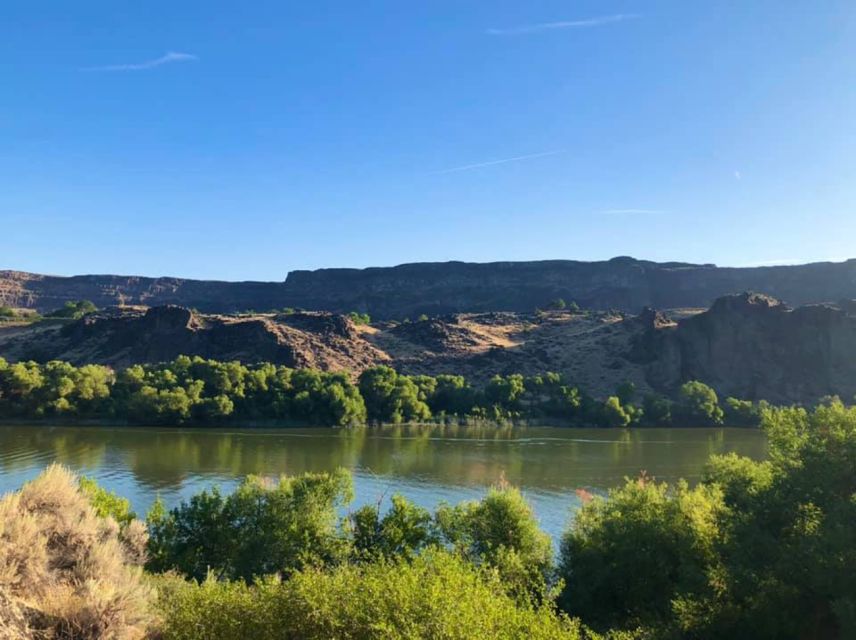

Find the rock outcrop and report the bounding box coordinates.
[638,293,856,403]
[0,307,387,372]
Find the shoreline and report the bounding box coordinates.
[0,417,758,430]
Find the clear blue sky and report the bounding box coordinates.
[3,1,855,280]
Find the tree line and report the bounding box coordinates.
[0,356,765,427]
[2,400,853,638]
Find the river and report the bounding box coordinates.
[0,424,766,542]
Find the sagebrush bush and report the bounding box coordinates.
[0,464,154,640]
[156,549,583,640]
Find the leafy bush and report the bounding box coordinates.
[675,380,724,425]
[358,366,431,424]
[79,474,137,526]
[558,400,856,639]
[351,493,436,561]
[155,550,584,640]
[45,299,98,319]
[436,486,555,602]
[559,475,723,632]
[147,469,354,581]
[348,311,371,325]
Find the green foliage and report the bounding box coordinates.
[348,311,372,325]
[724,397,767,427]
[0,305,17,319]
[110,357,366,426]
[429,374,476,416]
[615,381,636,406]
[0,359,113,417]
[559,476,724,632]
[550,298,567,310]
[642,393,672,425]
[351,494,436,561]
[435,486,554,602]
[559,400,856,639]
[0,356,761,428]
[155,549,584,640]
[147,469,354,581]
[358,366,431,424]
[45,299,97,319]
[485,374,525,411]
[599,396,631,428]
[79,475,137,527]
[676,380,724,426]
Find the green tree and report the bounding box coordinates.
[147,469,354,582]
[615,381,637,406]
[485,374,525,411]
[45,299,98,319]
[358,366,430,424]
[676,380,724,426]
[642,393,673,426]
[599,396,631,428]
[436,486,554,602]
[351,494,436,561]
[558,475,724,632]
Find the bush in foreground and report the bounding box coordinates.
[0,464,153,640]
[558,400,856,639]
[155,549,584,640]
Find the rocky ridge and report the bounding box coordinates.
[3,257,856,319]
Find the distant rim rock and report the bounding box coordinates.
[2,257,856,320]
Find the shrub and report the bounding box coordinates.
[558,475,724,633]
[45,299,98,319]
[435,486,555,602]
[155,550,584,640]
[0,464,153,639]
[675,380,724,425]
[351,493,436,561]
[147,469,354,581]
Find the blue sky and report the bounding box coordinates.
[2,1,855,280]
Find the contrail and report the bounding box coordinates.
[431,149,566,174]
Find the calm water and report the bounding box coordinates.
[0,425,766,542]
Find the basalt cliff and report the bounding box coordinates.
[3,257,856,319]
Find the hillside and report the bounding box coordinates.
[3,257,856,319]
[3,293,856,404]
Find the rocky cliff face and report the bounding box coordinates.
[3,257,856,319]
[637,293,856,403]
[0,271,285,315]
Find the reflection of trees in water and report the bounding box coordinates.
[0,425,768,494]
[0,427,108,472]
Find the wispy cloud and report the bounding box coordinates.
[734,170,742,180]
[487,14,638,36]
[431,149,565,174]
[80,51,198,72]
[600,208,665,215]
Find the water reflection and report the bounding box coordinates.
[0,424,766,541]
